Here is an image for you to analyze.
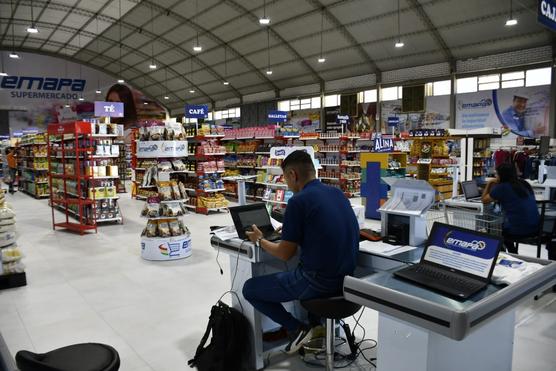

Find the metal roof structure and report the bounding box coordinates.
[0,0,552,111]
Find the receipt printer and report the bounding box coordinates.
[385,214,410,245]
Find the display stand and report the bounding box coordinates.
[16,133,50,199]
[0,190,26,290]
[378,179,436,246]
[47,121,124,235]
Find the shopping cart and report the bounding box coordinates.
[426,201,504,237]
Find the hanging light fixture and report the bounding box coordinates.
[223,46,230,85]
[189,57,195,93]
[265,28,272,75]
[117,0,124,83]
[77,33,84,101]
[193,0,202,52]
[394,0,404,48]
[505,0,518,26]
[164,67,170,99]
[259,0,270,25]
[0,53,7,76]
[26,0,39,33]
[9,0,20,59]
[148,4,157,69]
[317,9,326,63]
[95,18,101,94]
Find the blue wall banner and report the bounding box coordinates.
[268,110,288,123]
[455,85,550,138]
[538,0,556,31]
[185,104,209,119]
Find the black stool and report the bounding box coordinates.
[301,296,361,370]
[16,343,120,371]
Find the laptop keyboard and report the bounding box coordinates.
[411,265,483,290]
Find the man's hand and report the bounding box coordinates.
[245,224,263,243]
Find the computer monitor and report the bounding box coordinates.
[539,136,550,157]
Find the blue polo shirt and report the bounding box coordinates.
[281,179,360,283]
[490,182,539,235]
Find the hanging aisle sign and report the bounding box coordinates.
[387,116,400,127]
[336,114,350,125]
[538,0,556,31]
[185,104,209,119]
[268,110,288,123]
[94,101,124,117]
[373,135,394,153]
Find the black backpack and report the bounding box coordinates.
[188,301,250,371]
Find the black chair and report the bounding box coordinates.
[504,200,556,258]
[300,296,361,370]
[15,343,120,371]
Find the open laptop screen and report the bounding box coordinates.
[461,180,481,199]
[229,203,273,239]
[423,223,501,279]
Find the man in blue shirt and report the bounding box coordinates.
[501,93,533,137]
[244,150,360,354]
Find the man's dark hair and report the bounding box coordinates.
[281,150,315,177]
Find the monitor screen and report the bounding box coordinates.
[461,181,480,199]
[423,223,500,279]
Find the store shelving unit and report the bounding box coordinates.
[16,133,50,199]
[47,121,124,235]
[0,190,26,290]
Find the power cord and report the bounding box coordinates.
[217,239,246,313]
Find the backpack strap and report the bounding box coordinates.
[187,310,216,367]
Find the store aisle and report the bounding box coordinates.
[0,193,554,371]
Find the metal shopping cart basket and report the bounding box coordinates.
[426,200,504,237]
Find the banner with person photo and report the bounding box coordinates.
[455,85,550,138]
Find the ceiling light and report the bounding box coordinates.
[318,57,326,63]
[395,41,404,48]
[164,96,169,100]
[64,104,70,108]
[193,45,202,52]
[505,18,518,26]
[9,52,20,59]
[189,89,195,93]
[266,69,273,75]
[143,102,148,105]
[26,26,39,34]
[78,97,84,101]
[259,17,270,25]
[223,80,230,85]
[0,72,7,77]
[95,89,101,94]
[149,63,157,69]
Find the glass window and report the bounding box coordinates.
[300,98,311,109]
[425,83,433,96]
[478,82,499,91]
[478,74,499,84]
[290,99,300,111]
[456,76,478,93]
[381,86,399,101]
[278,100,289,111]
[501,80,524,89]
[398,86,403,99]
[360,89,377,103]
[526,67,551,87]
[207,112,213,121]
[311,97,321,109]
[215,111,222,120]
[235,107,241,117]
[324,94,340,107]
[502,71,524,81]
[433,80,451,96]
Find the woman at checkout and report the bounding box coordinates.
[482,163,540,253]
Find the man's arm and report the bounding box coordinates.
[246,225,298,261]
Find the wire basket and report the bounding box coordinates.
[426,201,504,237]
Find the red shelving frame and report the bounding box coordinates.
[47,121,98,235]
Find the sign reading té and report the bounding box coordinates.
[94,101,124,118]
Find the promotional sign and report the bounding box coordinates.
[141,235,192,261]
[136,141,188,158]
[424,224,500,278]
[372,135,395,153]
[455,85,550,138]
[336,114,351,125]
[289,109,320,132]
[94,101,124,118]
[185,104,209,119]
[381,95,450,132]
[387,116,400,127]
[538,0,556,31]
[268,110,288,123]
[270,146,315,160]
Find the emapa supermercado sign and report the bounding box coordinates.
[1,75,85,99]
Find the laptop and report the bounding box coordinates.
[229,203,281,241]
[393,222,502,299]
[461,180,482,202]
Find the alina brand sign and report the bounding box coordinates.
[185,104,208,119]
[538,0,556,31]
[136,140,188,158]
[94,101,124,117]
[373,135,394,153]
[0,75,86,100]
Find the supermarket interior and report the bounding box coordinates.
[0,1,556,370]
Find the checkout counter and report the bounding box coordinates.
[210,180,556,370]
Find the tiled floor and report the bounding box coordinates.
[0,192,554,370]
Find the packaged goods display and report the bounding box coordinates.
[16,133,50,199]
[0,191,26,289]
